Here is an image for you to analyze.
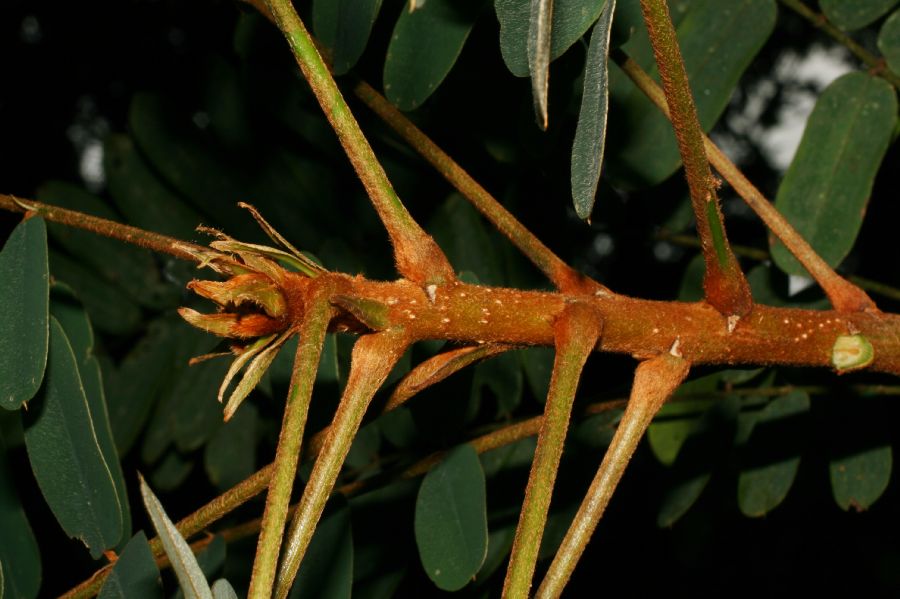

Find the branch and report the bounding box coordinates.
[351,80,604,294]
[537,352,690,598]
[0,193,206,263]
[247,297,331,599]
[779,0,900,90]
[274,329,409,598]
[614,51,878,312]
[503,303,603,598]
[261,0,455,286]
[639,0,752,320]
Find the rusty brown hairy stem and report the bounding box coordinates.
[639,0,752,319]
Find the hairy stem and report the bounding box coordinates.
[274,329,409,598]
[351,81,604,294]
[262,0,455,286]
[614,50,877,312]
[537,353,690,598]
[0,193,206,262]
[503,303,603,598]
[247,298,331,599]
[639,0,752,319]
[779,0,900,90]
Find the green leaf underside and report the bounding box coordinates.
[52,290,133,549]
[23,318,123,558]
[737,391,810,517]
[98,532,163,599]
[820,0,899,31]
[384,0,483,110]
[313,0,383,75]
[139,476,213,599]
[607,0,776,188]
[771,72,897,276]
[571,0,616,220]
[415,444,488,591]
[211,579,239,599]
[831,445,893,511]
[204,403,258,491]
[496,0,608,77]
[0,432,42,599]
[290,501,353,599]
[0,217,49,410]
[878,9,900,85]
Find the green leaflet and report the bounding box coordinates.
[606,0,776,188]
[820,0,899,31]
[496,0,608,77]
[51,287,132,548]
[528,0,554,128]
[139,476,213,599]
[831,446,893,511]
[313,0,383,75]
[0,432,41,599]
[384,0,483,110]
[415,444,488,591]
[0,217,48,410]
[204,403,258,491]
[737,391,810,517]
[771,72,897,276]
[211,580,239,599]
[428,194,506,286]
[571,0,616,221]
[289,501,354,599]
[98,532,163,599]
[878,9,900,80]
[23,318,123,558]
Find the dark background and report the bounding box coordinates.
[2,0,900,596]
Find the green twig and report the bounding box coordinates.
[247,298,331,599]
[351,81,605,294]
[274,329,409,599]
[639,0,752,319]
[779,0,900,90]
[262,0,455,286]
[537,352,690,598]
[615,50,877,312]
[503,303,603,598]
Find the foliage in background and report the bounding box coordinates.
[2,0,900,596]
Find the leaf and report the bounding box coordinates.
[657,396,738,527]
[571,0,616,221]
[204,403,258,491]
[428,194,506,285]
[0,432,41,599]
[415,444,488,591]
[313,0,384,75]
[495,0,608,77]
[607,0,776,188]
[98,532,163,599]
[148,448,195,492]
[384,0,483,110]
[830,433,893,511]
[528,0,553,129]
[52,288,132,547]
[210,580,238,599]
[820,0,899,31]
[737,391,810,517]
[139,475,213,599]
[0,217,49,410]
[106,316,186,455]
[879,9,900,81]
[174,537,226,599]
[289,501,353,599]
[23,318,123,558]
[49,250,143,336]
[647,399,712,466]
[771,72,898,276]
[104,134,203,241]
[37,181,179,310]
[472,348,523,417]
